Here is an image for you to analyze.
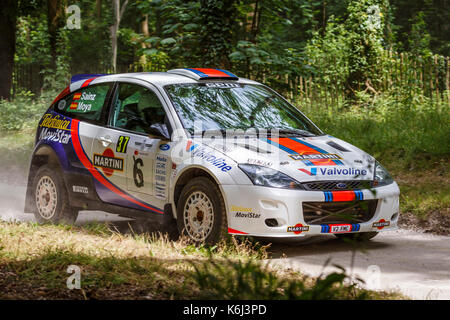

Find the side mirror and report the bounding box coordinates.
[147,123,170,141]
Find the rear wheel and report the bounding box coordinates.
[176,177,228,245]
[32,165,79,224]
[335,231,378,241]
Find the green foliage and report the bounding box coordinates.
[0,91,49,131]
[300,91,450,166]
[192,258,371,299]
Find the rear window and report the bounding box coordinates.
[54,83,112,122]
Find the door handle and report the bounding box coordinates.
[145,143,153,148]
[99,136,112,146]
[134,141,142,146]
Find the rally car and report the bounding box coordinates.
[24,68,400,244]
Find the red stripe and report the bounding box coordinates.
[52,86,70,105]
[272,138,337,166]
[308,159,337,166]
[81,77,96,88]
[190,68,231,78]
[228,228,248,235]
[71,120,163,214]
[330,191,356,202]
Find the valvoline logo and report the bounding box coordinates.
[299,167,368,176]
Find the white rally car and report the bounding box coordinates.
[24,68,400,244]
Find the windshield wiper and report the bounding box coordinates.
[270,128,316,137]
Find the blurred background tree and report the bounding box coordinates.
[0,0,448,103]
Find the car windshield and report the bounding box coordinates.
[165,83,323,136]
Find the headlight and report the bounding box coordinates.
[238,164,303,189]
[373,161,393,187]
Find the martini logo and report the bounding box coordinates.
[373,219,390,230]
[93,148,124,177]
[287,223,309,234]
[290,153,341,161]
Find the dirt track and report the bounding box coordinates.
[1,180,449,300]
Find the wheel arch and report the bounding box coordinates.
[171,166,226,220]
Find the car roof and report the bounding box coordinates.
[69,69,260,92]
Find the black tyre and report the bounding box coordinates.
[32,165,79,224]
[335,231,378,241]
[176,177,228,245]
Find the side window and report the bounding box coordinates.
[109,83,167,134]
[55,84,111,122]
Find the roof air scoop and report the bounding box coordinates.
[168,68,239,81]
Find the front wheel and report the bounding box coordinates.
[335,231,378,241]
[32,165,79,224]
[176,177,228,245]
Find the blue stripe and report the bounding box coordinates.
[70,74,108,84]
[323,191,333,202]
[355,189,363,200]
[185,68,208,78]
[305,160,314,166]
[217,69,238,78]
[333,160,344,165]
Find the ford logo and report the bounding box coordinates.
[336,182,347,189]
[159,144,170,151]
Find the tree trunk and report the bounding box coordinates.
[111,0,128,73]
[47,0,63,72]
[0,1,18,100]
[139,14,150,69]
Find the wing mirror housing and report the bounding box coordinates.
[147,123,170,141]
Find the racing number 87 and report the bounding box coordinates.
[116,136,130,153]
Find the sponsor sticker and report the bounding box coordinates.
[116,135,130,153]
[247,158,273,167]
[154,154,168,199]
[372,219,390,230]
[159,144,170,151]
[39,114,71,131]
[289,153,342,161]
[93,148,124,177]
[287,223,310,234]
[299,167,368,177]
[72,186,88,194]
[231,206,261,218]
[39,127,71,144]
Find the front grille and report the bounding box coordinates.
[303,200,378,225]
[302,180,373,191]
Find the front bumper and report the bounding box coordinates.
[222,182,400,238]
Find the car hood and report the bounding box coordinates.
[203,135,375,182]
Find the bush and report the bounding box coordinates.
[0,91,52,132]
[300,91,450,166]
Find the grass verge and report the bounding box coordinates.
[0,221,403,299]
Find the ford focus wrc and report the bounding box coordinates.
[24,68,400,244]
